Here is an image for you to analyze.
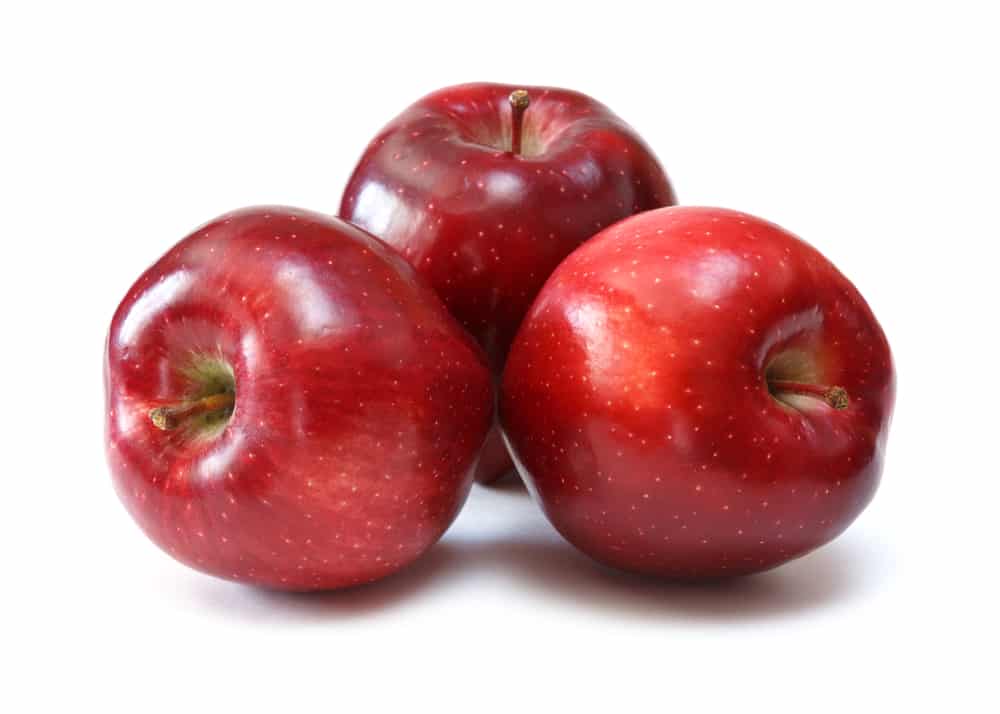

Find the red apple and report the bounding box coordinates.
[501,206,895,578]
[340,82,675,482]
[105,207,492,590]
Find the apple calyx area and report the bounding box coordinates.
[768,379,850,409]
[508,89,530,155]
[148,355,237,434]
[149,391,236,430]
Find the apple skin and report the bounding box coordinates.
[501,206,895,578]
[105,207,492,591]
[340,82,675,482]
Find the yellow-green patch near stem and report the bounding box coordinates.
[149,354,236,439]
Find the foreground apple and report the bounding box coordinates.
[341,82,675,482]
[501,206,895,578]
[105,207,492,590]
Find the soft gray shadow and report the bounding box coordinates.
[193,522,890,624]
[471,532,892,622]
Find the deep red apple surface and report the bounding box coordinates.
[340,82,675,482]
[501,206,895,578]
[105,207,492,590]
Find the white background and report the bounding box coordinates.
[3,1,997,711]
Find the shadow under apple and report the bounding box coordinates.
[193,511,891,624]
[479,531,892,622]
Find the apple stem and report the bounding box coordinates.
[509,89,530,155]
[768,380,850,409]
[149,392,235,430]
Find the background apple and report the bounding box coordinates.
[501,206,895,577]
[105,206,492,590]
[340,82,676,482]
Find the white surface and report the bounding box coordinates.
[2,1,997,711]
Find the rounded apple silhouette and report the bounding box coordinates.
[105,207,492,590]
[501,206,895,578]
[340,82,675,482]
